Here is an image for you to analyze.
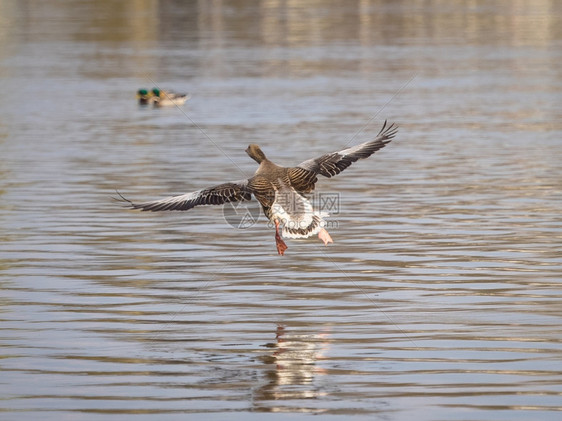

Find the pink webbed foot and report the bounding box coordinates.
[318,228,333,246]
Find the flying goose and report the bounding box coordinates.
[119,121,397,255]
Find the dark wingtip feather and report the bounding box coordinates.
[112,190,136,208]
[377,120,398,142]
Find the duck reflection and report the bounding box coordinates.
[255,324,331,403]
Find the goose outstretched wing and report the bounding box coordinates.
[117,179,252,212]
[295,120,397,179]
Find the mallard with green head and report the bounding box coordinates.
[152,88,190,107]
[119,121,397,255]
[137,89,154,105]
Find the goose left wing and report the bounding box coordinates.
[117,179,252,212]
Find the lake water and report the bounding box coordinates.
[1,1,561,420]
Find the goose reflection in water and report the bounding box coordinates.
[254,325,331,405]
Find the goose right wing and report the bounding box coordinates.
[116,179,252,212]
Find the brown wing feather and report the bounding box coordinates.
[288,167,318,193]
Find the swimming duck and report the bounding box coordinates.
[119,121,397,255]
[151,88,190,107]
[137,89,154,105]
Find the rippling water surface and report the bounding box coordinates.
[1,1,561,420]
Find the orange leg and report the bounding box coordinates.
[274,220,288,256]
